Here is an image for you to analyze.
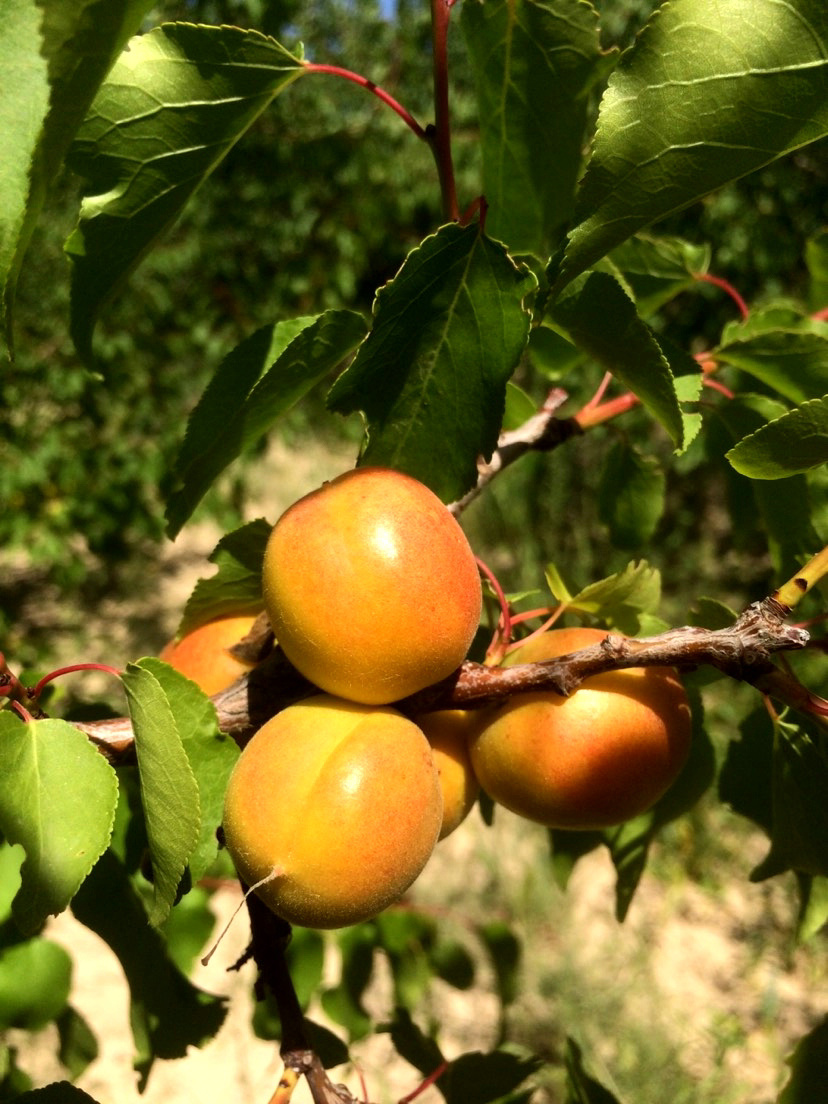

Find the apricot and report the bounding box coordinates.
[221,694,443,928]
[160,613,259,695]
[262,467,482,705]
[469,627,692,829]
[415,710,480,839]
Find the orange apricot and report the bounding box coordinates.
[261,467,482,705]
[415,710,480,839]
[469,627,692,829]
[160,613,259,695]
[221,694,443,928]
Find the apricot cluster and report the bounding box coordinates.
[177,467,694,931]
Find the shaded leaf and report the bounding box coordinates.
[122,662,201,926]
[461,0,613,254]
[805,228,828,311]
[719,706,774,836]
[165,311,367,537]
[795,875,828,942]
[598,441,666,547]
[384,1005,445,1080]
[726,396,828,478]
[0,713,118,935]
[476,920,521,1008]
[549,272,684,446]
[12,1085,102,1104]
[565,1037,623,1103]
[1,0,153,351]
[56,1006,99,1080]
[327,222,535,502]
[179,519,271,637]
[558,0,828,287]
[321,923,377,1041]
[717,328,828,405]
[440,1049,541,1104]
[607,234,711,316]
[778,1017,828,1104]
[65,23,306,360]
[71,850,226,1088]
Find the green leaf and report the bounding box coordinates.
[12,1085,102,1104]
[441,1050,541,1104]
[122,661,202,926]
[564,560,662,635]
[751,712,828,881]
[607,234,711,316]
[597,441,666,547]
[0,713,118,935]
[1,0,153,352]
[320,923,377,1041]
[549,272,684,446]
[165,310,367,537]
[716,327,828,403]
[796,875,828,942]
[778,1016,828,1104]
[384,1006,445,1081]
[429,938,476,990]
[65,23,306,361]
[0,938,72,1030]
[461,0,613,255]
[805,228,828,311]
[715,395,820,576]
[71,849,226,1088]
[726,395,828,478]
[327,222,535,502]
[476,920,521,1008]
[135,658,238,885]
[178,519,271,637]
[558,0,828,287]
[56,1006,99,1080]
[718,706,774,836]
[548,830,602,890]
[564,1037,623,1104]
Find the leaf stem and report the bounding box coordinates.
[693,271,750,321]
[428,0,459,220]
[303,62,427,141]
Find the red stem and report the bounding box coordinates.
[429,0,459,220]
[694,271,750,321]
[303,63,427,141]
[31,662,123,701]
[574,391,640,430]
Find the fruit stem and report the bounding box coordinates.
[30,662,123,702]
[693,271,750,320]
[476,556,513,665]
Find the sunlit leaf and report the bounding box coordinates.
[558,0,828,288]
[178,519,271,637]
[122,662,201,926]
[66,23,306,360]
[564,560,662,635]
[0,938,72,1031]
[0,713,118,935]
[726,395,828,477]
[327,222,535,502]
[1,0,153,351]
[461,0,613,255]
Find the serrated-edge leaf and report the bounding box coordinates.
[726,396,828,478]
[166,310,366,536]
[557,0,828,289]
[327,222,536,502]
[122,662,201,926]
[65,23,306,361]
[549,271,684,445]
[179,518,272,636]
[0,713,118,935]
[566,560,661,622]
[137,658,239,884]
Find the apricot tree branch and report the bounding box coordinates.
[71,592,825,764]
[448,388,577,515]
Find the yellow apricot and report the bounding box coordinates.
[261,467,482,705]
[222,694,443,928]
[469,627,692,829]
[415,710,480,839]
[160,614,259,695]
